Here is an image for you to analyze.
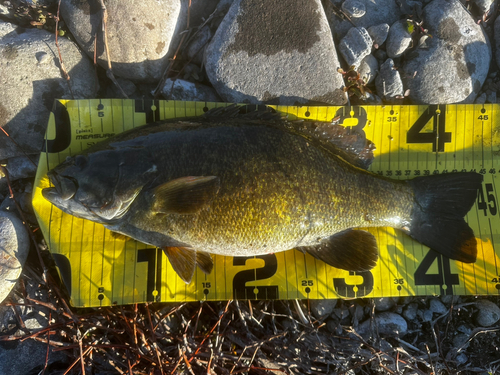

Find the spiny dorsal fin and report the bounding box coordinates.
[152,176,220,214]
[298,229,378,271]
[163,246,196,283]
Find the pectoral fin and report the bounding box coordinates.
[298,229,378,272]
[153,176,220,214]
[162,247,214,283]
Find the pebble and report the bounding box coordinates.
[403,302,418,321]
[358,54,378,84]
[386,20,412,59]
[474,299,500,327]
[421,309,433,322]
[341,0,366,18]
[453,333,470,349]
[429,298,448,315]
[358,312,408,337]
[367,23,390,47]
[310,299,337,320]
[161,78,220,102]
[374,297,395,312]
[375,58,404,102]
[0,211,30,304]
[339,27,372,68]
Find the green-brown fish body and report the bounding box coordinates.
[43,107,482,283]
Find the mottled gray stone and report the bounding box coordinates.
[0,211,30,304]
[402,0,491,104]
[161,78,221,102]
[325,0,402,41]
[421,309,433,322]
[386,20,412,58]
[339,27,372,68]
[0,155,38,194]
[358,312,408,337]
[368,23,390,47]
[374,297,396,312]
[60,0,181,82]
[429,298,448,315]
[358,54,378,83]
[0,21,96,161]
[204,0,347,105]
[310,299,337,319]
[474,299,500,327]
[341,0,366,18]
[453,333,470,348]
[403,302,418,321]
[375,58,404,102]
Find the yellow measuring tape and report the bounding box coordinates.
[32,100,500,307]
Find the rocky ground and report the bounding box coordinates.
[1,0,500,373]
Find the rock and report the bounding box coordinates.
[358,54,378,84]
[375,58,404,102]
[368,23,390,47]
[440,295,460,304]
[403,302,418,321]
[204,0,347,105]
[421,309,433,322]
[0,21,96,161]
[474,299,500,327]
[475,92,487,104]
[113,78,137,97]
[339,27,372,68]
[358,312,408,337]
[60,0,181,82]
[486,90,497,103]
[325,0,401,41]
[402,0,491,104]
[0,211,30,304]
[310,299,337,320]
[429,298,448,315]
[386,20,412,59]
[374,297,395,312]
[161,78,221,102]
[453,333,470,348]
[326,318,343,335]
[341,0,366,18]
[185,25,214,65]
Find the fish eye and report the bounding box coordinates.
[74,155,88,169]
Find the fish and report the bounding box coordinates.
[42,105,483,284]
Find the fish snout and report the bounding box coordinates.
[47,171,78,201]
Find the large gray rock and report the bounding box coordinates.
[60,0,181,82]
[204,0,347,105]
[0,211,30,304]
[325,0,402,41]
[402,0,491,104]
[0,21,96,161]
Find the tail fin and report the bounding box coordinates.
[407,172,483,263]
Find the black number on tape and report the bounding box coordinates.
[407,105,451,152]
[232,255,278,299]
[414,249,459,295]
[333,271,374,298]
[43,100,71,153]
[137,248,162,302]
[478,183,497,216]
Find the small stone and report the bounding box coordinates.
[422,309,433,322]
[475,93,487,104]
[310,299,337,320]
[429,298,448,315]
[403,302,418,321]
[358,54,378,84]
[186,25,213,66]
[486,91,497,103]
[375,58,404,102]
[326,317,342,334]
[161,79,221,102]
[440,295,460,304]
[455,353,468,365]
[35,51,49,64]
[457,324,471,335]
[339,27,372,68]
[374,297,395,312]
[367,23,390,47]
[373,48,387,62]
[386,20,412,59]
[0,211,30,304]
[24,316,46,331]
[453,333,470,348]
[358,312,408,337]
[474,299,500,327]
[341,0,366,18]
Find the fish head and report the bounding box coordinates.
[42,152,143,223]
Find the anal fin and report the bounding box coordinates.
[162,247,214,283]
[298,229,378,272]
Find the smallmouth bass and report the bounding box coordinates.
[42,106,483,283]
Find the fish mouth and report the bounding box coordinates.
[46,171,78,201]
